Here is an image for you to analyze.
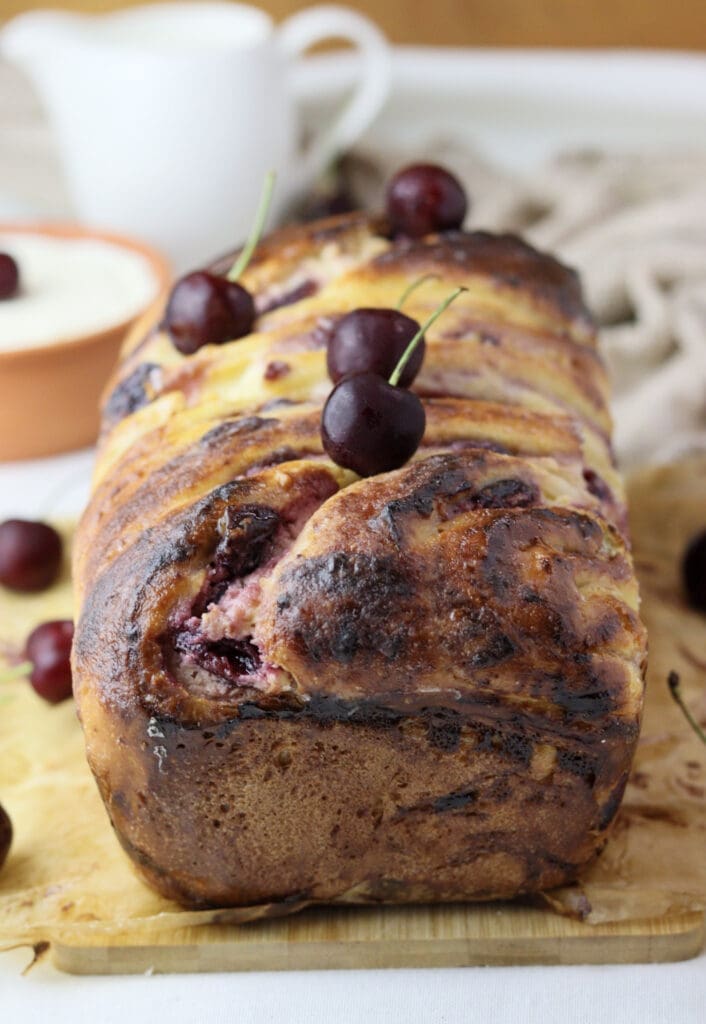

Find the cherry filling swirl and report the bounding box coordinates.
[167,477,338,696]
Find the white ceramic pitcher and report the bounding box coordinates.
[1,3,390,269]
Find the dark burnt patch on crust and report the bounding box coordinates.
[476,723,533,767]
[431,788,478,813]
[145,685,635,778]
[368,452,540,545]
[481,507,604,604]
[556,749,598,787]
[238,693,405,730]
[468,628,516,669]
[476,478,539,509]
[371,231,592,326]
[394,786,479,817]
[425,708,462,751]
[536,670,615,718]
[276,552,414,665]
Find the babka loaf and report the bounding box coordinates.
[73,202,647,909]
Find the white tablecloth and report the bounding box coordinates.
[3,949,705,1024]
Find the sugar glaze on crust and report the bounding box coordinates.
[73,215,646,909]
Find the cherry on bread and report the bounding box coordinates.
[386,163,468,238]
[321,288,465,476]
[165,171,275,354]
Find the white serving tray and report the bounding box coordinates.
[297,47,706,170]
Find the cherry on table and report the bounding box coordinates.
[386,164,468,238]
[0,252,19,300]
[25,619,74,704]
[327,308,424,387]
[0,519,63,593]
[683,531,706,612]
[0,801,11,873]
[321,372,426,477]
[165,271,255,355]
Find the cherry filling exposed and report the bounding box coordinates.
[169,475,339,696]
[192,505,281,616]
[173,631,263,686]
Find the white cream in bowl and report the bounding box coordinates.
[0,232,159,351]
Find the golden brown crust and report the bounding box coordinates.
[73,213,646,909]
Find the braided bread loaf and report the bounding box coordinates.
[73,212,646,909]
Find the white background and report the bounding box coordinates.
[2,944,705,1024]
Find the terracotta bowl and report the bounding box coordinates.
[0,223,171,462]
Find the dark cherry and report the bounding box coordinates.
[0,252,19,299]
[165,271,255,355]
[683,531,706,612]
[326,308,424,387]
[25,619,74,704]
[386,163,468,238]
[0,519,63,593]
[0,801,11,873]
[321,372,425,477]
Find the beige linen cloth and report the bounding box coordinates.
[345,145,706,469]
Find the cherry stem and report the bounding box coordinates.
[395,273,439,311]
[226,170,277,283]
[389,286,467,388]
[0,661,31,684]
[668,671,706,745]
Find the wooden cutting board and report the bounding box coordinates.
[52,905,705,975]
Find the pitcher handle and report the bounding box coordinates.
[277,5,390,193]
